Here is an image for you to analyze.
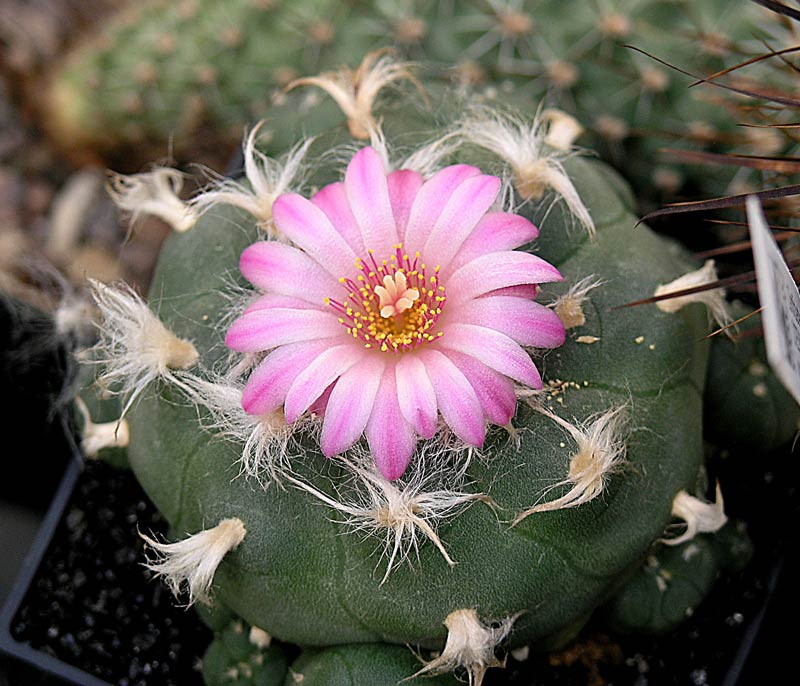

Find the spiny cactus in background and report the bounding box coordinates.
[45,0,794,198]
[69,57,800,685]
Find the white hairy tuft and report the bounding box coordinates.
[284,446,487,585]
[456,106,595,238]
[287,49,420,140]
[541,109,585,151]
[192,125,314,235]
[412,608,519,686]
[348,124,458,178]
[140,517,246,606]
[54,294,96,341]
[654,260,733,331]
[513,404,627,525]
[550,275,605,330]
[400,132,460,178]
[662,483,727,547]
[106,168,197,232]
[74,396,129,459]
[178,373,297,485]
[89,280,199,418]
[249,626,272,649]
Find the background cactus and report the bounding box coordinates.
[43,0,794,199]
[71,68,793,684]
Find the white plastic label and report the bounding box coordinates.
[746,195,800,406]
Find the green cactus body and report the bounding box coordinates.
[120,103,715,657]
[705,302,800,451]
[285,644,459,686]
[605,523,753,635]
[47,0,788,196]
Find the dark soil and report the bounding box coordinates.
[10,460,212,686]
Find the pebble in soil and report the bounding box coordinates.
[11,460,212,686]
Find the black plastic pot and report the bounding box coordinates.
[0,437,216,686]
[0,446,107,686]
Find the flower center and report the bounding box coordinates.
[326,244,446,353]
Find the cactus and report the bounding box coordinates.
[285,644,459,686]
[75,58,798,683]
[704,301,800,451]
[202,620,290,686]
[605,521,753,635]
[45,0,790,197]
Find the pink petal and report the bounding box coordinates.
[418,349,486,446]
[443,212,539,279]
[447,351,517,426]
[423,174,501,270]
[402,164,481,251]
[225,308,343,353]
[445,251,563,307]
[242,339,335,415]
[448,296,566,348]
[345,147,398,255]
[309,383,334,417]
[272,193,358,278]
[320,354,385,456]
[387,169,423,239]
[311,182,366,254]
[436,323,543,388]
[395,354,438,439]
[483,284,541,300]
[243,294,322,315]
[240,242,338,307]
[283,344,364,423]
[366,365,417,480]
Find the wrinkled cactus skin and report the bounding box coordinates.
[125,103,712,651]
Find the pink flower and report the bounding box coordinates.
[226,147,565,480]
